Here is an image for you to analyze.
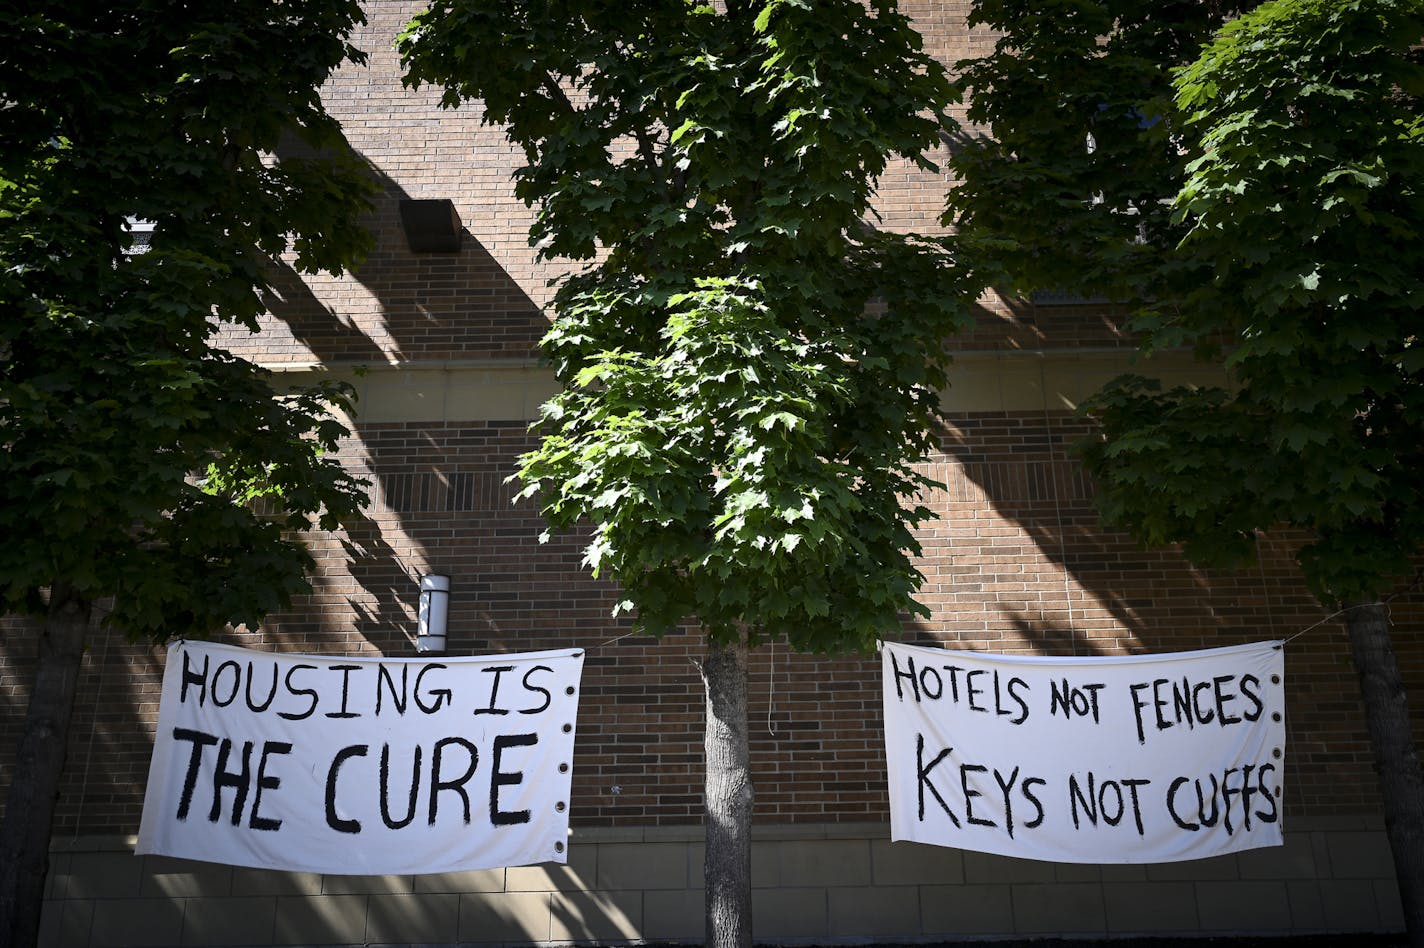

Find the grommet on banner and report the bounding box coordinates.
[562,723,572,733]
[1272,747,1282,759]
[559,763,569,773]
[555,841,565,853]
[555,801,566,812]
[565,686,576,695]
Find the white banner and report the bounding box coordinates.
[138,641,584,874]
[883,640,1285,863]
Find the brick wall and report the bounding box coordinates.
[3,2,1422,943]
[9,406,1419,837]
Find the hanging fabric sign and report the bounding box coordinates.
[138,640,584,874]
[882,640,1285,864]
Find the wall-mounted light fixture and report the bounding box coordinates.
[417,574,450,654]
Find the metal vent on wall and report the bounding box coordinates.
[398,198,462,253]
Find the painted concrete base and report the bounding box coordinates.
[41,819,1402,947]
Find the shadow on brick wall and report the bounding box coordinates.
[252,146,565,656]
[927,403,1424,820]
[255,140,552,365]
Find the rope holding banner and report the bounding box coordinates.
[1040,362,1079,657]
[768,637,777,738]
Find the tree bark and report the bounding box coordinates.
[0,583,91,948]
[701,633,752,948]
[1344,599,1424,948]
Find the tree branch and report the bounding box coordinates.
[539,73,578,118]
[633,125,666,187]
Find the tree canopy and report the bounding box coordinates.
[401,0,974,652]
[949,0,1424,602]
[0,1,376,638]
[1078,0,1424,606]
[946,0,1245,303]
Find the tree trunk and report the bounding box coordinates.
[0,583,91,948]
[701,633,752,948]
[1344,599,1424,948]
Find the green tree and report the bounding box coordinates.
[0,4,374,945]
[398,2,970,944]
[951,0,1424,941]
[946,0,1245,303]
